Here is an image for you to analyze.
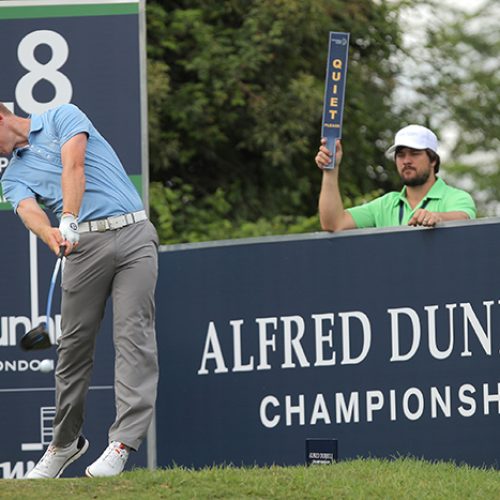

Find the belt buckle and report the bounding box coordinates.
[95,219,108,232]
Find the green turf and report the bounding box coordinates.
[1,458,499,499]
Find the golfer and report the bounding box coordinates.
[315,125,476,230]
[0,102,159,478]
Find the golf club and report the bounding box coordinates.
[20,245,65,351]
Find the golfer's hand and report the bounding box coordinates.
[408,209,442,227]
[59,213,80,245]
[40,227,68,256]
[315,138,342,170]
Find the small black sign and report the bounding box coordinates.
[306,439,338,465]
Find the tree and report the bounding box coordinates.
[399,0,500,215]
[147,0,407,243]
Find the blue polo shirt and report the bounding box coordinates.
[1,104,143,222]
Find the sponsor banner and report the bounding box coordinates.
[0,1,148,476]
[156,221,500,469]
[321,31,349,170]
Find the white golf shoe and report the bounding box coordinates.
[85,441,130,477]
[26,435,89,479]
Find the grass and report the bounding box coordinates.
[0,458,499,499]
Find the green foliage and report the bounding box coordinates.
[150,178,384,244]
[146,0,500,241]
[150,180,321,243]
[147,0,405,243]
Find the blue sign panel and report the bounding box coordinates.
[321,32,349,169]
[0,1,148,478]
[155,221,500,469]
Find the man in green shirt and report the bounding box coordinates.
[315,125,476,231]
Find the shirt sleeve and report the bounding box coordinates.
[1,176,36,212]
[52,104,92,146]
[442,188,477,219]
[346,197,383,228]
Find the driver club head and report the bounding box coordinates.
[20,323,52,351]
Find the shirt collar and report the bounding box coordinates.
[394,177,446,207]
[12,114,42,157]
[29,114,43,134]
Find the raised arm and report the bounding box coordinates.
[316,138,356,232]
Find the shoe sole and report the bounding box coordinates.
[85,458,125,478]
[55,438,89,478]
[85,465,120,478]
[85,467,124,478]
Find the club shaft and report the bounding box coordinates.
[45,249,64,325]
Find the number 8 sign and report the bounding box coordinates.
[16,30,73,115]
[0,0,147,204]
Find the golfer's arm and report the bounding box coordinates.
[61,133,87,217]
[319,169,356,232]
[17,198,54,243]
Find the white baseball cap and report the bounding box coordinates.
[385,125,439,159]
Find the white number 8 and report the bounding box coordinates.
[16,30,73,115]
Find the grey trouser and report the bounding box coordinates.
[53,219,159,451]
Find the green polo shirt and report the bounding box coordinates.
[347,177,476,228]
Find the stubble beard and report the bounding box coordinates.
[400,168,431,187]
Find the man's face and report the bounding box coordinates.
[395,147,434,187]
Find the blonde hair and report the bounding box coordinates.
[0,103,14,116]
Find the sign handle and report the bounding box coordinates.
[324,136,337,171]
